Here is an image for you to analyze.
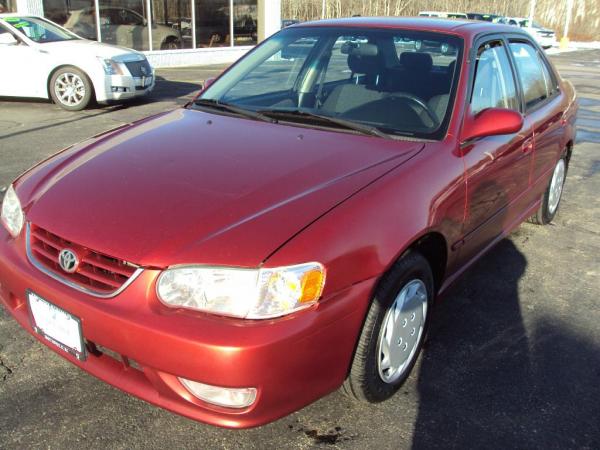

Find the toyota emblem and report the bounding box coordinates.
[58,249,79,273]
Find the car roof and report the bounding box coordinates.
[295,17,522,38]
[0,13,43,19]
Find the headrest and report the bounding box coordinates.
[341,41,379,57]
[399,52,433,72]
[345,43,381,75]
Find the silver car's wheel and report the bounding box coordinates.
[548,158,566,215]
[377,279,428,383]
[50,67,92,111]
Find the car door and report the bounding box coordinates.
[456,38,532,266]
[508,40,565,195]
[0,23,46,98]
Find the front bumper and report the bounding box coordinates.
[0,228,373,428]
[96,74,155,103]
[536,35,557,48]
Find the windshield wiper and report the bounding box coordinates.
[193,98,275,123]
[257,109,390,139]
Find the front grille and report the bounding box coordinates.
[27,224,140,296]
[124,60,152,78]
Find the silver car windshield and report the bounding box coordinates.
[199,26,463,140]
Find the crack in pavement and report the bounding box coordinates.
[0,355,14,381]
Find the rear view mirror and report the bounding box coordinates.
[461,108,524,142]
[0,33,18,46]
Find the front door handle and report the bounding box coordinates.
[522,137,534,153]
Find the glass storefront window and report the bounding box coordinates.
[43,0,89,26]
[233,0,256,46]
[0,0,16,13]
[194,0,229,47]
[152,0,190,48]
[37,0,259,51]
[96,0,151,51]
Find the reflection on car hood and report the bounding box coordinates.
[42,39,145,61]
[19,109,423,268]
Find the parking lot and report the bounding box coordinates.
[1,50,599,449]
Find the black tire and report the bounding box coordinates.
[342,250,434,403]
[161,37,181,50]
[529,156,567,225]
[49,66,93,111]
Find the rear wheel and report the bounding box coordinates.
[50,67,92,111]
[342,251,433,402]
[529,157,567,225]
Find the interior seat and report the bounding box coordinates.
[320,43,386,114]
[385,52,434,99]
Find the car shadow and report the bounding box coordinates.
[410,237,600,449]
[0,77,200,110]
[138,76,201,103]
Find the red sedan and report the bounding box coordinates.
[0,18,577,428]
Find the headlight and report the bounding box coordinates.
[1,185,24,238]
[156,262,326,319]
[98,58,123,75]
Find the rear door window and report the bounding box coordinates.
[509,41,557,110]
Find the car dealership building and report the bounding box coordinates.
[2,0,281,66]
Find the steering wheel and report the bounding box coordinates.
[390,93,440,128]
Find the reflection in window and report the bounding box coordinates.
[38,0,259,51]
[510,42,555,110]
[44,0,91,26]
[195,0,229,48]
[233,0,256,46]
[95,0,150,51]
[471,41,519,114]
[0,0,16,13]
[152,0,190,48]
[223,36,318,101]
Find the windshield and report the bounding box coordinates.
[198,27,463,140]
[2,16,79,43]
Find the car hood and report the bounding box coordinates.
[41,39,145,62]
[20,109,423,268]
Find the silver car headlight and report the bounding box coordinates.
[98,58,124,75]
[156,262,326,319]
[1,185,24,238]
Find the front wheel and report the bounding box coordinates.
[342,251,433,402]
[529,157,567,225]
[50,67,93,111]
[161,37,181,50]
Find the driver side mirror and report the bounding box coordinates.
[461,107,524,142]
[0,33,18,46]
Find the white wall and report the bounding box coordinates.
[16,0,43,15]
[145,46,253,68]
[258,0,282,41]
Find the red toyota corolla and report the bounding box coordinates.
[0,18,577,428]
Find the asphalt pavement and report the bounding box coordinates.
[0,51,599,449]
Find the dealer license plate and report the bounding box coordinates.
[27,291,86,360]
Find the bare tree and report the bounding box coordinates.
[281,0,599,40]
